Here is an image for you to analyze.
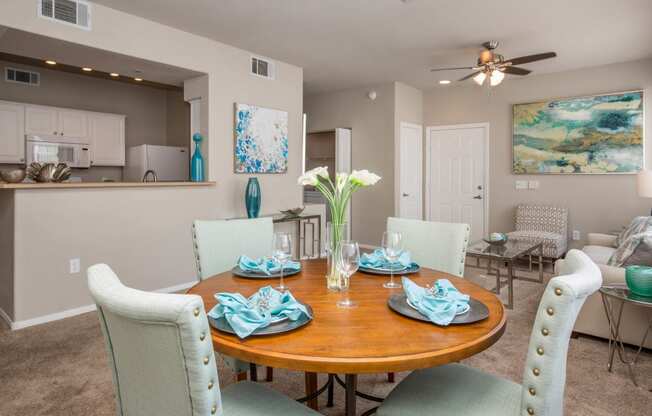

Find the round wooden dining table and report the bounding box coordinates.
[187,259,506,416]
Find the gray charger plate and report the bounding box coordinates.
[388,293,489,325]
[209,304,313,337]
[231,266,302,279]
[358,263,420,276]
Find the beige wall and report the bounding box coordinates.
[0,0,303,323]
[423,58,652,246]
[166,90,191,148]
[304,83,396,245]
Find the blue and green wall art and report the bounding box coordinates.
[234,103,289,173]
[513,91,644,174]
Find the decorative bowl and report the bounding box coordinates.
[0,168,26,183]
[483,232,508,246]
[280,207,305,218]
[625,266,652,297]
[26,162,72,183]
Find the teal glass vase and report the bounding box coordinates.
[191,133,204,182]
[625,265,652,297]
[245,178,261,218]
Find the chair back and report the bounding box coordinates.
[387,217,470,277]
[192,217,274,280]
[515,204,568,236]
[519,249,601,416]
[88,264,222,416]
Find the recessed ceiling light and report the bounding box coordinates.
[82,67,93,72]
[439,80,451,85]
[110,73,119,77]
[134,77,143,82]
[45,60,57,65]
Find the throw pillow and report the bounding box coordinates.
[622,235,652,267]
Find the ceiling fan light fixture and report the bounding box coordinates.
[473,72,487,86]
[490,69,505,86]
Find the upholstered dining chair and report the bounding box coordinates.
[192,217,274,382]
[88,264,319,416]
[375,249,602,416]
[387,217,471,277]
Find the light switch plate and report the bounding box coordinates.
[528,180,539,189]
[70,258,81,274]
[515,180,528,190]
[572,230,581,241]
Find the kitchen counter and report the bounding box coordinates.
[0,181,216,190]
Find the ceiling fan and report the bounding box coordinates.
[431,41,557,86]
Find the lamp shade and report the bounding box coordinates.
[637,170,652,197]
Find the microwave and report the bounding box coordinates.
[25,135,91,168]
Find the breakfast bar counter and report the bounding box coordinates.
[0,181,216,190]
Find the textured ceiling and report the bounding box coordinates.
[91,0,652,93]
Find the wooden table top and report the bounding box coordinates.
[187,259,506,374]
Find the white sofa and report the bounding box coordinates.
[576,232,652,348]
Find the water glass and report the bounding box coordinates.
[382,231,402,289]
[336,241,360,308]
[273,232,292,291]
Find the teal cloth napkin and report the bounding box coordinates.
[360,249,414,271]
[208,286,311,338]
[402,277,470,326]
[237,255,301,275]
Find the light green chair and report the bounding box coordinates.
[376,249,602,416]
[192,217,273,381]
[88,264,319,416]
[387,217,470,277]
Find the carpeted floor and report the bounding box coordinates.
[0,267,650,415]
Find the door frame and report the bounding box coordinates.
[425,122,490,238]
[395,122,423,219]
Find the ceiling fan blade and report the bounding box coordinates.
[504,52,557,66]
[430,66,475,72]
[458,71,482,81]
[501,66,531,75]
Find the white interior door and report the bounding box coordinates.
[426,124,488,242]
[335,127,352,240]
[398,122,423,219]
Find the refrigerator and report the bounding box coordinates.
[124,144,189,182]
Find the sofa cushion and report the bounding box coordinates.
[582,245,615,265]
[617,234,652,267]
[506,230,567,258]
[616,216,652,246]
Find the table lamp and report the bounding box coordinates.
[636,170,652,215]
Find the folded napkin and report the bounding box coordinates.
[360,249,414,271]
[237,255,301,275]
[402,277,470,326]
[208,286,311,338]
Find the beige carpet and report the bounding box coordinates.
[1,267,650,416]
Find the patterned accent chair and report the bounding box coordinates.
[507,204,569,261]
[87,264,319,416]
[376,249,602,416]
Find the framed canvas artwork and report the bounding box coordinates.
[234,103,289,173]
[513,90,644,174]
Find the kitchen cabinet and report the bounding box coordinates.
[0,101,25,163]
[88,113,126,166]
[25,105,88,141]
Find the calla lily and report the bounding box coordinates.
[350,170,381,186]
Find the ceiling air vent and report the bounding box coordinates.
[251,56,275,80]
[5,67,40,86]
[38,0,91,30]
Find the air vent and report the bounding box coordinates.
[5,67,40,86]
[38,0,91,30]
[251,56,275,80]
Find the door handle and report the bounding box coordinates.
[402,193,409,197]
[473,195,483,200]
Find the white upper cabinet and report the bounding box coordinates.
[0,101,26,164]
[58,110,88,139]
[89,113,126,166]
[25,105,58,137]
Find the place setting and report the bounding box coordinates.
[358,231,420,288]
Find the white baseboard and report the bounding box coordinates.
[9,280,198,331]
[0,306,13,329]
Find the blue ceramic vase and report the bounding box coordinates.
[191,133,205,182]
[245,177,261,218]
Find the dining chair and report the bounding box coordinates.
[387,217,470,277]
[375,249,602,416]
[87,264,319,416]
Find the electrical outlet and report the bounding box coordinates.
[572,230,581,241]
[69,258,80,274]
[528,180,539,189]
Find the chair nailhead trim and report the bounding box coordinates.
[537,347,544,355]
[193,308,200,317]
[546,307,554,316]
[541,328,549,336]
[200,332,206,341]
[208,381,214,389]
[529,387,536,396]
[203,357,210,365]
[527,407,534,415]
[532,368,540,376]
[554,287,562,296]
[211,405,217,414]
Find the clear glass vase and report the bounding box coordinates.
[325,222,348,291]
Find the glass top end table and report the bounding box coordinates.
[466,240,544,309]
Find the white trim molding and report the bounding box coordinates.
[6,280,198,330]
[425,122,490,238]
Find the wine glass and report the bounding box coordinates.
[273,232,292,292]
[336,241,360,308]
[382,231,403,289]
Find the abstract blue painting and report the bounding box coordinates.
[234,103,288,173]
[513,91,644,174]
